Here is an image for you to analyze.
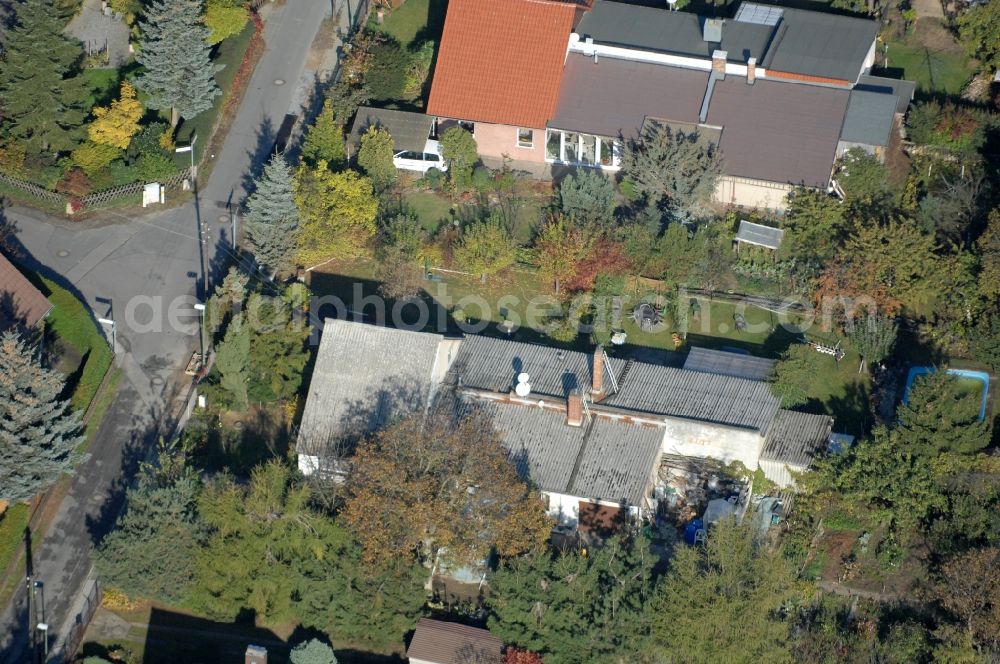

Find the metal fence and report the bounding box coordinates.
[56,574,102,662]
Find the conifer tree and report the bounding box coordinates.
[135,0,220,127]
[897,371,989,456]
[0,0,90,154]
[245,154,300,275]
[0,332,84,503]
[301,100,346,168]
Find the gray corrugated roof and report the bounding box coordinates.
[602,362,780,431]
[706,77,849,187]
[549,52,707,138]
[756,4,878,82]
[735,219,785,250]
[570,418,663,505]
[855,75,915,114]
[578,0,775,63]
[407,619,502,664]
[297,319,443,455]
[480,399,662,505]
[347,106,433,153]
[761,409,832,467]
[683,346,777,381]
[444,335,626,399]
[840,89,897,146]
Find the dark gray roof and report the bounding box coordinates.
[761,409,832,467]
[756,4,878,82]
[840,90,897,146]
[297,319,444,455]
[735,219,784,250]
[578,0,775,63]
[683,347,777,381]
[602,361,780,431]
[481,399,663,505]
[706,77,850,187]
[549,52,707,137]
[855,75,915,114]
[444,334,626,399]
[347,106,433,153]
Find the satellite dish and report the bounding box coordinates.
[517,372,530,384]
[515,382,531,397]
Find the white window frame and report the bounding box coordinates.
[544,129,621,170]
[516,127,534,148]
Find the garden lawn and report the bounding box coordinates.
[0,503,29,582]
[82,68,122,108]
[173,20,258,162]
[403,191,453,234]
[881,40,974,95]
[36,276,114,412]
[373,0,446,48]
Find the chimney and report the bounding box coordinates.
[567,391,584,427]
[712,50,727,79]
[591,345,604,399]
[747,57,757,85]
[245,645,267,664]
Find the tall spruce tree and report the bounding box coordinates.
[0,0,90,154]
[135,0,220,127]
[0,332,84,503]
[92,444,203,603]
[897,371,989,456]
[244,154,300,275]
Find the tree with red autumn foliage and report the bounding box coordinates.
[503,647,544,664]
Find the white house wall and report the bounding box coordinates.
[714,176,794,210]
[659,418,764,471]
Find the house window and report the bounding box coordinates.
[545,129,621,169]
[517,128,533,148]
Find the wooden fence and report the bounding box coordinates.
[0,167,193,214]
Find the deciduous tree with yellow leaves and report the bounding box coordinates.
[293,163,378,265]
[88,81,143,149]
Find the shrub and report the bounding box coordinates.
[205,2,249,45]
[357,125,396,190]
[559,169,616,228]
[471,165,492,193]
[0,141,28,177]
[440,127,478,189]
[56,168,93,197]
[403,40,434,99]
[71,142,122,176]
[136,151,179,181]
[128,122,172,161]
[366,41,410,101]
[907,101,987,156]
[421,167,445,190]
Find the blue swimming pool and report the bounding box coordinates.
[903,367,990,422]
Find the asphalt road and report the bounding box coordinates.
[0,1,332,660]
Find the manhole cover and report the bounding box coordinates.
[150,375,165,386]
[274,78,285,85]
[217,214,228,223]
[57,250,70,257]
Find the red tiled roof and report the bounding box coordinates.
[0,252,51,331]
[406,618,503,664]
[427,0,578,128]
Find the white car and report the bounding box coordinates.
[392,139,447,174]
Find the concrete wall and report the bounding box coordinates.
[473,122,548,164]
[542,491,641,527]
[714,175,795,211]
[660,418,765,472]
[758,459,808,488]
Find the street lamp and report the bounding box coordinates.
[193,302,206,362]
[36,622,48,658]
[97,317,116,355]
[175,134,198,177]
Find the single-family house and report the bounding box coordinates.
[407,618,502,664]
[297,318,833,532]
[423,0,911,209]
[0,251,51,332]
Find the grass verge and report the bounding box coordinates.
[33,275,114,412]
